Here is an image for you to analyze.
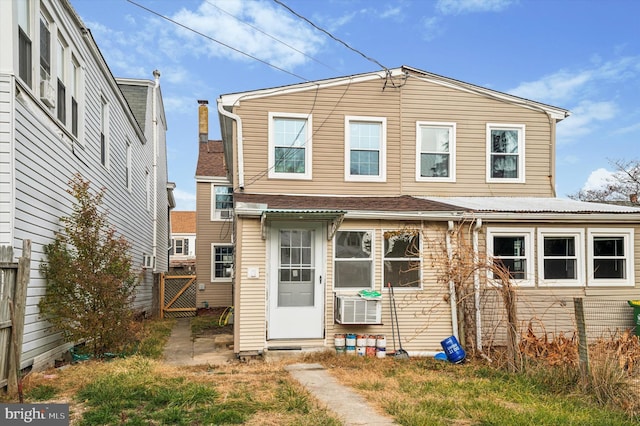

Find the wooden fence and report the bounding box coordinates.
[0,240,30,394]
[160,272,197,318]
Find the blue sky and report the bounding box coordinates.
[71,0,640,210]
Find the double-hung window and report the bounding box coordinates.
[17,0,32,86]
[587,229,634,286]
[334,231,373,289]
[416,122,455,181]
[211,245,234,281]
[211,185,233,220]
[56,35,67,124]
[486,124,525,183]
[345,116,386,182]
[384,231,421,288]
[487,228,534,286]
[171,238,189,256]
[268,112,312,179]
[537,229,583,286]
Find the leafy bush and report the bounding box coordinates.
[39,174,140,357]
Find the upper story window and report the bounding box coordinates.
[487,228,534,286]
[537,228,583,287]
[486,124,525,183]
[212,185,233,220]
[17,0,32,86]
[345,116,386,182]
[171,238,189,256]
[40,13,51,82]
[100,96,109,167]
[416,122,456,182]
[384,231,421,289]
[587,229,634,286]
[268,112,312,180]
[56,34,67,124]
[70,56,80,137]
[334,230,373,289]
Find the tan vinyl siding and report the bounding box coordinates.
[401,77,554,196]
[235,79,402,195]
[230,75,555,198]
[235,217,267,353]
[195,181,233,307]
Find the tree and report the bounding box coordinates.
[569,159,640,202]
[39,174,140,357]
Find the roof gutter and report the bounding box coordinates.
[217,99,244,190]
[467,212,640,223]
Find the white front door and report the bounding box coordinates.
[268,223,324,339]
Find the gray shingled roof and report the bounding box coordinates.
[118,84,148,130]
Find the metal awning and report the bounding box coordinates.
[260,210,346,240]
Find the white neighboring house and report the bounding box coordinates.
[0,0,173,371]
[170,211,196,271]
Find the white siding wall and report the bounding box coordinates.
[1,0,170,369]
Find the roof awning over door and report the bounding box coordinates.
[260,210,346,240]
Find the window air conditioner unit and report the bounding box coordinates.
[40,79,56,108]
[142,255,155,269]
[335,295,382,325]
[219,209,233,219]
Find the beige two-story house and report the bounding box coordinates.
[217,66,640,358]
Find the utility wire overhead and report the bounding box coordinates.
[126,0,309,82]
[272,0,390,73]
[203,0,338,73]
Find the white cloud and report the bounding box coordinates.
[556,100,618,143]
[581,168,616,192]
[422,16,445,41]
[436,0,514,15]
[171,0,325,70]
[172,188,196,211]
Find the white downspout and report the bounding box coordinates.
[152,70,160,271]
[446,221,458,339]
[473,218,482,352]
[217,99,245,190]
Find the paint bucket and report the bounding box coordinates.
[356,334,367,347]
[366,346,376,357]
[440,335,466,364]
[346,333,356,347]
[376,347,386,358]
[346,346,356,356]
[334,334,346,348]
[366,335,376,347]
[335,346,346,355]
[376,335,386,350]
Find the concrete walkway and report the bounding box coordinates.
[162,318,398,425]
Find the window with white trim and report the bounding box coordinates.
[100,96,109,167]
[268,113,312,179]
[384,231,421,288]
[345,116,386,182]
[416,122,456,181]
[211,245,234,281]
[56,34,67,124]
[587,229,634,286]
[334,230,373,289]
[171,238,191,256]
[486,124,525,183]
[537,229,584,286]
[70,55,80,137]
[487,228,534,286]
[211,185,233,220]
[17,0,32,86]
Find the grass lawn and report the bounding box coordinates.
[5,318,640,425]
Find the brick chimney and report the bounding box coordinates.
[198,100,208,143]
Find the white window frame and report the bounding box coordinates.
[382,230,422,290]
[486,123,525,183]
[173,238,185,255]
[587,228,634,287]
[537,228,584,287]
[210,184,233,221]
[416,121,456,182]
[345,116,387,182]
[268,112,312,180]
[211,244,234,282]
[334,230,375,291]
[486,228,534,287]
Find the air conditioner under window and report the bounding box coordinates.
[142,255,155,269]
[335,295,382,325]
[219,209,233,219]
[40,79,56,108]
